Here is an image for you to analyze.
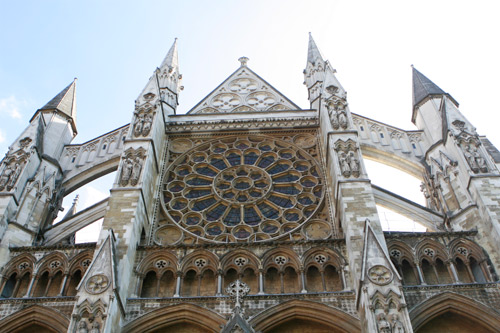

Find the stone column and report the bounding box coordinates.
[415,263,426,285]
[216,270,223,296]
[300,269,307,293]
[174,272,182,297]
[447,260,460,283]
[258,270,264,295]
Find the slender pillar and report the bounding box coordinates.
[59,274,69,296]
[300,269,307,293]
[12,278,21,298]
[415,262,426,285]
[136,274,144,297]
[28,276,39,296]
[431,263,440,284]
[341,266,348,291]
[447,261,460,283]
[279,272,284,294]
[0,276,7,296]
[174,272,182,297]
[216,270,222,296]
[465,260,476,283]
[155,273,161,297]
[258,270,264,295]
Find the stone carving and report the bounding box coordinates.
[462,143,488,173]
[0,160,24,191]
[326,96,348,130]
[377,313,391,333]
[133,105,155,137]
[226,280,250,308]
[120,148,146,186]
[90,321,100,333]
[78,320,88,333]
[85,274,110,294]
[368,265,393,285]
[335,140,360,178]
[391,314,405,333]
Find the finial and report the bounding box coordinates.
[411,64,414,68]
[238,57,249,67]
[73,195,79,205]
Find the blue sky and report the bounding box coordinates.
[1,1,500,235]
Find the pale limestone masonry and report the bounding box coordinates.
[0,36,499,332]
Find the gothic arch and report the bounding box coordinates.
[180,249,219,274]
[123,303,226,333]
[2,253,36,277]
[220,249,260,273]
[410,292,500,332]
[136,250,179,275]
[302,247,344,270]
[34,251,68,275]
[415,239,449,263]
[250,299,361,332]
[261,248,300,272]
[0,305,69,332]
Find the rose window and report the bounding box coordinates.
[161,135,324,243]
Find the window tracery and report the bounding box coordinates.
[160,135,324,243]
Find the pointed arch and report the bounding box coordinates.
[123,303,226,333]
[0,305,69,332]
[180,249,220,274]
[410,292,500,332]
[220,249,260,273]
[250,299,361,332]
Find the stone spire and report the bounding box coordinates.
[412,66,457,109]
[160,38,179,73]
[31,79,78,133]
[39,79,77,120]
[307,32,324,65]
[62,195,79,220]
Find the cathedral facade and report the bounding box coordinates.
[0,35,499,332]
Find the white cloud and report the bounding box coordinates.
[0,96,24,119]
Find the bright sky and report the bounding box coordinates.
[1,1,499,237]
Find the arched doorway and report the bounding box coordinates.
[123,303,226,333]
[0,305,69,332]
[251,300,361,333]
[410,293,500,332]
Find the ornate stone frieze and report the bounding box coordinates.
[166,117,318,133]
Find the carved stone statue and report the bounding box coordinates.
[0,163,14,190]
[130,157,143,185]
[471,145,488,172]
[90,321,100,333]
[77,320,88,333]
[348,151,360,177]
[391,314,405,333]
[0,161,22,191]
[142,113,153,136]
[133,114,144,137]
[338,110,347,129]
[339,152,350,177]
[377,313,392,333]
[120,158,134,186]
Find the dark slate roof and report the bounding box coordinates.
[412,67,446,107]
[39,79,77,120]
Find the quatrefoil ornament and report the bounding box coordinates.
[367,265,393,285]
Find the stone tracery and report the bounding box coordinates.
[160,135,324,243]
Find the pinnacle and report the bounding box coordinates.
[307,33,324,65]
[412,67,446,108]
[160,38,179,71]
[39,78,77,121]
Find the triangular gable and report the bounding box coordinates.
[188,61,301,114]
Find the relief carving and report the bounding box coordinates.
[462,143,488,173]
[335,140,360,178]
[326,96,348,130]
[120,148,146,187]
[133,105,155,138]
[0,160,25,191]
